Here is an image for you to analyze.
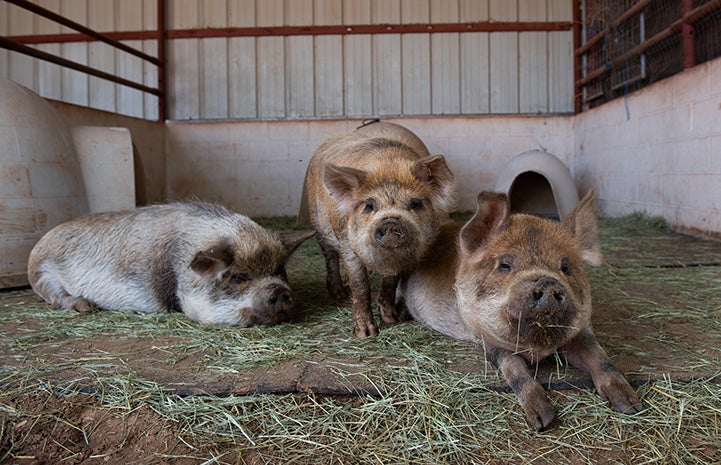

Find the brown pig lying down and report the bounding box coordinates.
[396,191,641,430]
[28,202,314,326]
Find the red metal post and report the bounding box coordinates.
[573,0,583,113]
[682,0,696,69]
[157,0,166,121]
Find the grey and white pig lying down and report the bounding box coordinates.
[27,202,315,326]
[396,191,641,430]
[301,120,456,338]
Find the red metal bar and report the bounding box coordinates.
[573,0,582,113]
[575,0,653,57]
[9,21,573,45]
[166,21,572,39]
[682,0,696,69]
[576,0,721,87]
[0,36,162,96]
[8,30,159,44]
[157,0,166,121]
[4,0,160,65]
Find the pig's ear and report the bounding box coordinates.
[459,191,510,256]
[323,164,368,213]
[190,243,235,279]
[562,190,602,266]
[413,155,456,213]
[277,230,316,256]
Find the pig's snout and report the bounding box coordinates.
[374,218,408,248]
[530,278,565,310]
[268,284,294,310]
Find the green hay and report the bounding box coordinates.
[1,214,721,463]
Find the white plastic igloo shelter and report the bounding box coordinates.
[495,150,580,220]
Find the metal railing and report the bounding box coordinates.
[0,0,166,121]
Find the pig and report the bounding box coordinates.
[27,202,314,326]
[300,120,456,337]
[396,190,641,430]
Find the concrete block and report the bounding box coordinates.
[72,126,136,212]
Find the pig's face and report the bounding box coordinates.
[323,153,455,275]
[184,231,314,326]
[454,192,601,361]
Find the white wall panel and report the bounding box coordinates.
[344,35,373,116]
[344,0,371,24]
[169,0,201,29]
[117,0,144,118]
[257,37,286,118]
[0,2,7,82]
[169,39,200,119]
[430,1,459,114]
[374,35,402,115]
[460,0,488,21]
[88,0,116,113]
[519,0,548,113]
[287,36,315,118]
[229,37,257,118]
[229,0,256,26]
[489,0,518,113]
[200,38,229,119]
[315,36,344,116]
[548,0,573,113]
[203,0,229,27]
[257,0,283,26]
[315,0,342,24]
[490,32,518,113]
[460,33,489,114]
[459,0,489,114]
[36,0,63,101]
[402,34,430,115]
[431,33,460,115]
[8,3,35,89]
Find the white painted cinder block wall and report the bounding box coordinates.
[574,57,721,238]
[165,116,574,218]
[164,55,720,237]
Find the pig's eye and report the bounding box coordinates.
[560,257,571,275]
[408,198,424,212]
[274,265,287,277]
[363,199,377,214]
[496,254,514,273]
[229,272,252,284]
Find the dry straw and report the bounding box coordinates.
[1,213,720,464]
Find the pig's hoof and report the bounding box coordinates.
[72,298,100,313]
[600,376,642,414]
[352,321,379,338]
[379,302,411,324]
[327,280,349,301]
[332,287,349,302]
[519,390,556,431]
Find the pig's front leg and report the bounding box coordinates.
[317,237,349,301]
[486,345,556,431]
[378,275,409,323]
[341,247,377,338]
[562,328,641,415]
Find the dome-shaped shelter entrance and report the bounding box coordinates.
[495,150,579,220]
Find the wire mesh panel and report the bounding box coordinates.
[578,0,721,110]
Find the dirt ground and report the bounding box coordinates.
[1,216,721,464]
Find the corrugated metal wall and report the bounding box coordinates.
[0,0,159,120]
[0,0,573,120]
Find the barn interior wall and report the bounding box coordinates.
[39,54,721,238]
[574,57,721,239]
[164,116,574,217]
